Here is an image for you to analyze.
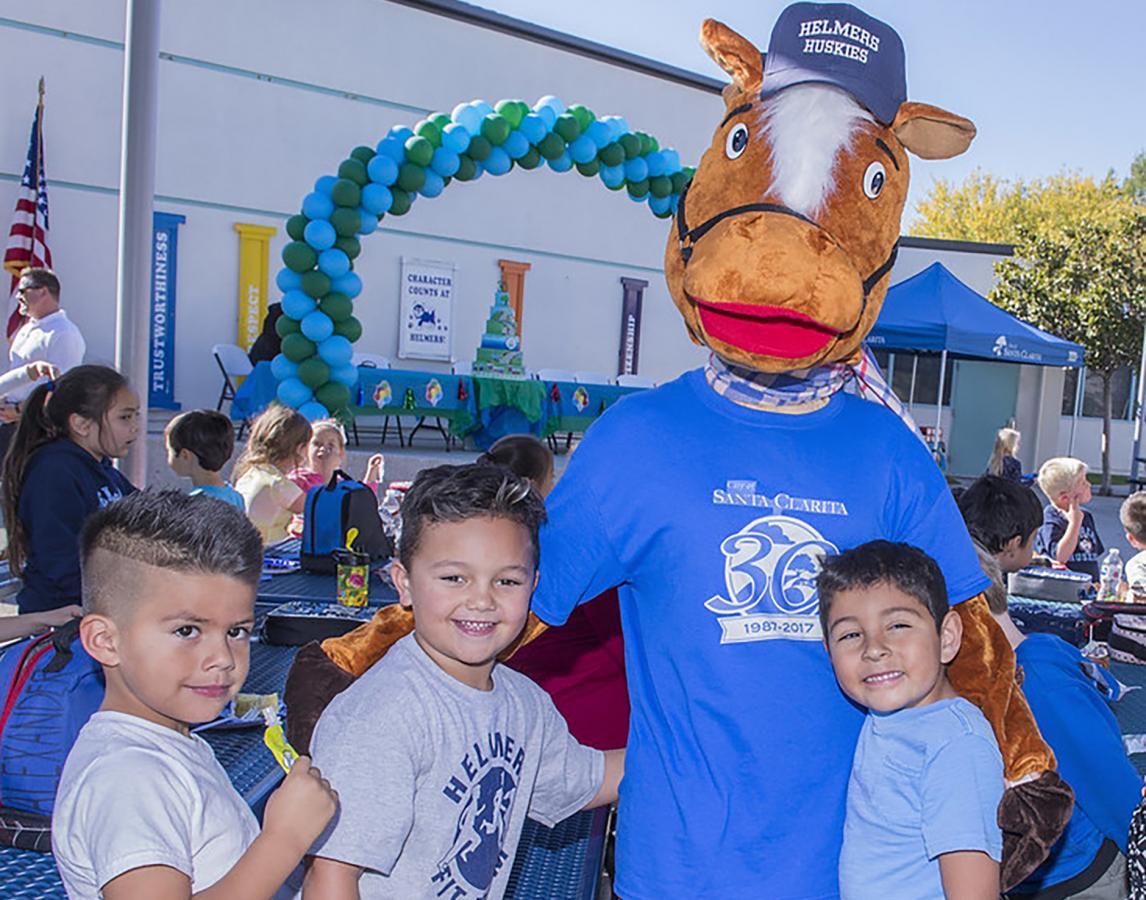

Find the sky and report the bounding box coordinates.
[472,0,1146,225]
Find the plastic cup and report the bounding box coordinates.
[334,549,370,607]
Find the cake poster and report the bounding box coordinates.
[398,257,455,362]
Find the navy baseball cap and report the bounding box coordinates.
[760,2,906,125]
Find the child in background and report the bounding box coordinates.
[0,604,81,643]
[1034,457,1105,581]
[286,419,383,536]
[818,540,1003,900]
[304,464,623,899]
[166,410,244,509]
[987,427,1023,483]
[0,365,138,614]
[478,433,555,496]
[960,475,1138,897]
[1119,491,1146,599]
[54,490,337,898]
[233,404,312,544]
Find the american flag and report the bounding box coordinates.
[3,80,52,340]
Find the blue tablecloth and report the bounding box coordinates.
[541,380,643,438]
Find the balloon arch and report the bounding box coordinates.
[269,96,694,419]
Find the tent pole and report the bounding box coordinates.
[934,350,947,443]
[1068,365,1085,456]
[908,354,918,412]
[1130,321,1146,485]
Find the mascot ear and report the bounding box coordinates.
[700,19,763,95]
[892,102,977,160]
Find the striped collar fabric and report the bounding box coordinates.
[704,352,925,443]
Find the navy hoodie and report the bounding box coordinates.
[16,438,136,613]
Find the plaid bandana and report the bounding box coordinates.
[705,351,925,444]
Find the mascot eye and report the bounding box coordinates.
[863,161,886,199]
[725,124,749,159]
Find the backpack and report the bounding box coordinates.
[300,470,393,574]
[0,619,104,851]
[1110,612,1146,665]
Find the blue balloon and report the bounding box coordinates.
[332,271,362,298]
[442,123,471,154]
[569,135,597,165]
[599,164,625,188]
[452,105,483,136]
[330,363,359,386]
[420,170,445,198]
[587,120,611,149]
[303,219,336,251]
[471,100,494,118]
[275,268,301,293]
[277,377,313,409]
[301,310,334,342]
[624,157,649,183]
[318,248,350,278]
[388,125,413,143]
[484,147,512,176]
[375,137,406,163]
[282,290,316,320]
[661,148,681,173]
[318,335,353,367]
[502,130,529,160]
[519,114,547,145]
[649,194,672,216]
[645,151,666,178]
[361,183,393,215]
[357,208,379,235]
[430,147,460,177]
[314,175,338,195]
[534,95,565,116]
[270,353,299,382]
[366,154,398,186]
[614,117,632,138]
[547,151,573,173]
[533,105,557,129]
[302,192,334,220]
[299,400,330,421]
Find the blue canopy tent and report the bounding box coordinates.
[866,262,1085,439]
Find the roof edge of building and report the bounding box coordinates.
[899,236,1015,256]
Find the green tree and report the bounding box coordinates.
[1124,150,1146,205]
[991,211,1146,491]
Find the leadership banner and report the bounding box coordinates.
[234,223,276,351]
[149,212,185,409]
[399,257,454,362]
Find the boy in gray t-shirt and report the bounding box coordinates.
[304,464,624,899]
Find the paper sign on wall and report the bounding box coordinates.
[398,257,454,362]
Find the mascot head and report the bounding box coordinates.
[666,2,976,373]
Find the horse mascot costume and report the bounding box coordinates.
[288,4,1072,895]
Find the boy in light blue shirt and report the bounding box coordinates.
[166,410,245,509]
[819,540,1004,899]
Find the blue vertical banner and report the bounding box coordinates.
[149,212,185,409]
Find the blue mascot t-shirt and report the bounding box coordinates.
[532,369,990,900]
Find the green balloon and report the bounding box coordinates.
[286,214,308,241]
[429,112,451,132]
[330,178,361,208]
[515,101,531,124]
[598,142,624,167]
[454,156,478,181]
[388,188,412,216]
[338,158,369,186]
[537,132,566,161]
[316,381,351,412]
[575,160,600,177]
[281,333,316,362]
[405,136,434,167]
[282,241,317,273]
[350,145,375,164]
[466,135,492,162]
[568,104,594,130]
[517,148,542,170]
[619,134,641,159]
[605,178,625,192]
[275,314,301,338]
[554,114,581,142]
[683,166,696,180]
[397,162,426,194]
[480,114,510,146]
[670,170,689,194]
[333,315,362,342]
[649,175,672,198]
[319,292,353,322]
[646,135,660,152]
[414,120,442,148]
[331,207,361,237]
[441,175,452,188]
[626,179,650,199]
[637,133,654,156]
[495,99,524,129]
[300,270,332,298]
[298,356,331,389]
[335,236,360,260]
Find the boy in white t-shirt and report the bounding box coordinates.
[1120,491,1146,599]
[303,463,624,899]
[53,490,338,899]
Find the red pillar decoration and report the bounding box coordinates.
[497,259,531,337]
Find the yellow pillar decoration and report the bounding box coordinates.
[234,223,277,351]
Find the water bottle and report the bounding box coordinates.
[1099,548,1123,603]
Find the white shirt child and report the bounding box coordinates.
[1126,549,1146,598]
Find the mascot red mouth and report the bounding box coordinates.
[694,299,840,358]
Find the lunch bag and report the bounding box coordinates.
[0,619,104,851]
[262,600,376,646]
[1110,612,1146,665]
[300,470,393,574]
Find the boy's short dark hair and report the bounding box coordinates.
[398,464,546,569]
[80,489,263,615]
[816,540,948,635]
[957,475,1044,554]
[166,410,236,472]
[1121,491,1146,544]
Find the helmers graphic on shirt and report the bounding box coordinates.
[706,484,840,644]
[96,486,124,508]
[433,730,525,899]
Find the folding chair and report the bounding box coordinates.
[212,344,253,437]
[572,371,611,386]
[614,373,656,388]
[350,354,391,447]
